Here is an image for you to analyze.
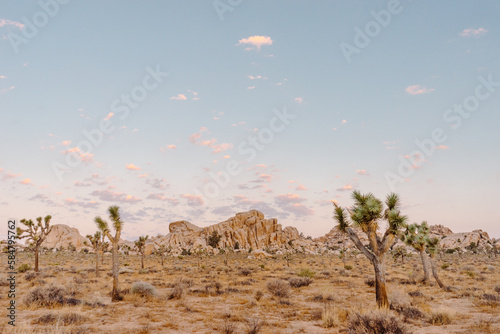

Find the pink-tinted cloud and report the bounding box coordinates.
[356,170,370,176]
[0,19,24,29]
[61,147,94,163]
[275,193,306,205]
[126,163,141,171]
[237,35,273,51]
[20,178,32,185]
[248,75,266,80]
[65,198,99,208]
[181,194,204,206]
[189,127,208,144]
[146,193,178,204]
[336,184,353,192]
[294,97,303,104]
[91,188,141,203]
[459,27,487,38]
[405,85,435,95]
[61,140,71,146]
[170,94,187,100]
[435,145,449,150]
[288,203,314,216]
[296,184,307,191]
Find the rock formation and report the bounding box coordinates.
[41,224,89,250]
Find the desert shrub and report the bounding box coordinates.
[18,263,31,273]
[364,278,375,287]
[322,306,341,328]
[441,263,450,270]
[494,284,500,294]
[169,284,184,300]
[289,277,313,288]
[33,312,87,325]
[119,267,134,274]
[131,281,157,298]
[297,268,316,278]
[255,290,263,301]
[390,304,423,321]
[407,290,423,298]
[344,265,353,270]
[429,309,453,325]
[25,271,38,282]
[240,268,251,276]
[245,317,264,334]
[219,319,238,334]
[348,311,408,334]
[24,284,67,307]
[480,294,500,307]
[266,279,290,298]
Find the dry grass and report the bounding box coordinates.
[1,251,499,333]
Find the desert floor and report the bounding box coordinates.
[1,251,499,333]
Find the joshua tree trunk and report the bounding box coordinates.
[101,250,104,265]
[160,254,164,267]
[429,256,445,289]
[95,251,100,277]
[111,243,121,301]
[372,258,389,309]
[419,249,431,284]
[141,253,144,269]
[35,245,40,272]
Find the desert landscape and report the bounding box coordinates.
[2,204,499,334]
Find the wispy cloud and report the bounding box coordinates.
[0,18,24,29]
[170,94,187,100]
[294,97,303,104]
[181,194,204,206]
[236,35,273,51]
[459,27,487,38]
[336,184,353,192]
[405,85,435,95]
[91,188,141,203]
[356,169,370,176]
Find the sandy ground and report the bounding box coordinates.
[1,250,499,333]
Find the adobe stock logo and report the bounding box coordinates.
[385,74,499,190]
[8,0,71,54]
[339,0,408,63]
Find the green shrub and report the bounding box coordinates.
[18,263,31,273]
[297,268,316,278]
[131,281,157,298]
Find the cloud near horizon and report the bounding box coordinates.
[405,85,435,95]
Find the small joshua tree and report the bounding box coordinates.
[333,191,407,308]
[426,237,446,289]
[154,243,171,266]
[17,215,53,272]
[86,231,102,277]
[101,240,109,264]
[134,235,149,269]
[392,245,409,264]
[401,222,432,284]
[95,206,124,301]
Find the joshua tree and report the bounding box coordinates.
[86,231,102,277]
[426,237,446,289]
[95,206,124,301]
[392,245,409,264]
[401,222,432,284]
[17,215,53,272]
[134,235,149,269]
[333,191,407,308]
[101,240,109,264]
[154,243,171,266]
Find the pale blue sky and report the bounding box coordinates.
[1,0,499,240]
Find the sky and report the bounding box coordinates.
[1,0,499,241]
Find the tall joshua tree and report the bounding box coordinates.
[17,215,53,272]
[401,222,432,284]
[426,236,446,289]
[333,191,407,308]
[95,206,123,301]
[86,231,102,277]
[134,235,149,269]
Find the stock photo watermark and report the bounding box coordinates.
[339,0,408,64]
[51,65,168,182]
[7,219,17,326]
[194,106,297,201]
[8,0,71,54]
[213,0,243,21]
[385,74,499,190]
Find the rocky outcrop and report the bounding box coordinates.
[439,229,494,250]
[152,210,310,254]
[41,224,89,250]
